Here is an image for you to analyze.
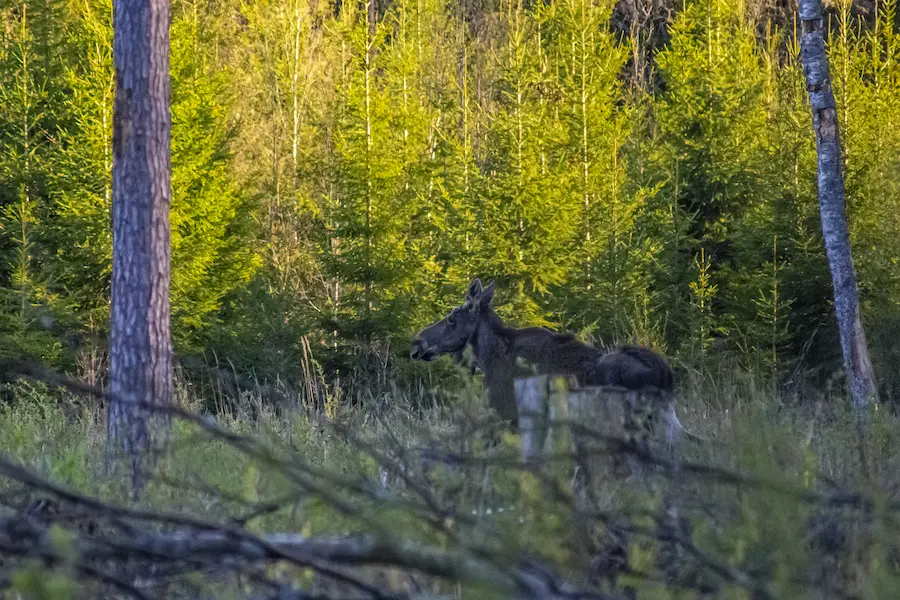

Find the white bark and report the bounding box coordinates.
[798,0,877,421]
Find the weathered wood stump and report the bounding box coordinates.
[515,375,692,595]
[514,374,676,478]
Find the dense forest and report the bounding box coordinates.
[5,2,900,598]
[2,0,899,402]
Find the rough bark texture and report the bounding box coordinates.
[515,375,551,461]
[107,0,174,495]
[798,1,877,420]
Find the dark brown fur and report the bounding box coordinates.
[505,326,674,394]
[410,278,699,441]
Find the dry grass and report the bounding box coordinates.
[0,356,898,599]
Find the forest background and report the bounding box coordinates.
[2,0,899,407]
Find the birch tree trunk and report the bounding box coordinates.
[798,0,877,439]
[106,0,174,497]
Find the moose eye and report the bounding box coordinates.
[447,314,456,325]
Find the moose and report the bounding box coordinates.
[410,278,700,444]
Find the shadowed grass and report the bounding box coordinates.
[0,362,898,599]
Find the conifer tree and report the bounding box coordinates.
[828,0,900,397]
[552,0,649,340]
[45,0,115,333]
[0,1,70,362]
[167,0,261,348]
[739,19,824,377]
[316,0,442,363]
[412,8,487,329]
[106,0,174,496]
[42,0,260,357]
[647,0,783,357]
[464,0,575,327]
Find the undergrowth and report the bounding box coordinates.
[0,364,899,599]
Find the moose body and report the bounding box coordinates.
[410,278,695,442]
[506,327,674,392]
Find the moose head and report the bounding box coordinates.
[409,278,495,362]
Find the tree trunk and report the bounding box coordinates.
[107,0,174,497]
[798,1,877,442]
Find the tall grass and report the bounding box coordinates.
[1,360,899,598]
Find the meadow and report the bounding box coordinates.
[1,352,898,600]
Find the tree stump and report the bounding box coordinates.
[515,375,696,594]
[515,374,672,479]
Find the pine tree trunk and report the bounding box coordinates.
[107,0,174,497]
[798,0,877,440]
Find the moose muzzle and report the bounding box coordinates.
[409,338,437,361]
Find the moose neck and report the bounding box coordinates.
[470,307,512,374]
[470,310,603,384]
[463,306,601,425]
[468,306,519,425]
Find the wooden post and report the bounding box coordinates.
[514,377,691,589]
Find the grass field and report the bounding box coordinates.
[0,363,898,600]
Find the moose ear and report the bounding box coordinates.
[465,278,483,311]
[465,278,483,304]
[481,280,495,306]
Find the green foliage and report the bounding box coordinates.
[459,0,574,326]
[10,559,76,600]
[647,0,787,355]
[168,1,262,348]
[314,0,442,348]
[0,375,899,597]
[0,1,72,365]
[829,0,900,399]
[0,0,259,365]
[0,0,899,400]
